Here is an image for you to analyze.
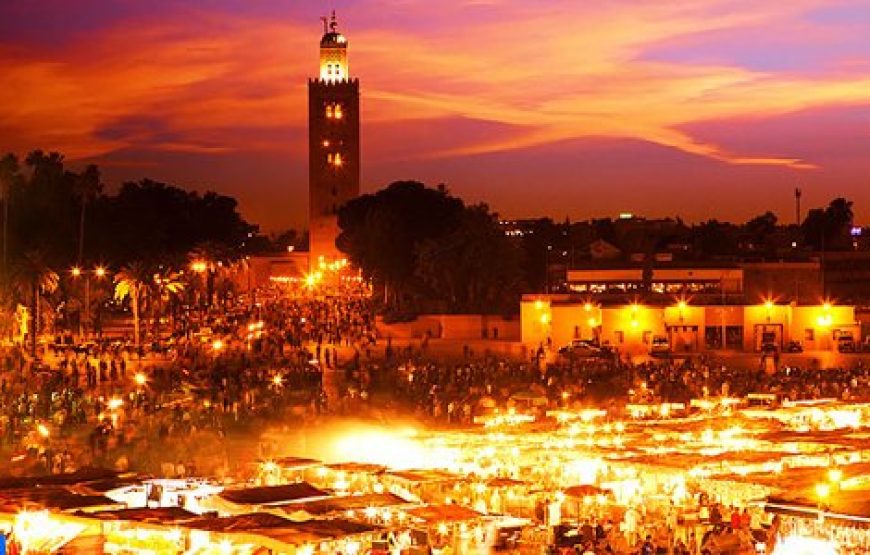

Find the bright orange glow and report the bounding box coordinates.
[539,313,550,325]
[95,266,107,278]
[134,373,147,386]
[827,468,843,484]
[815,482,830,499]
[587,318,597,327]
[71,267,82,277]
[191,260,207,273]
[211,339,224,351]
[677,300,687,310]
[764,300,774,310]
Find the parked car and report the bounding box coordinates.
[558,339,602,358]
[785,340,803,353]
[649,335,670,356]
[838,332,857,353]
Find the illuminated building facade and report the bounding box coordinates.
[308,12,360,266]
[521,295,860,354]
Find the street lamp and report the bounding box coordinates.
[815,482,831,510]
[71,265,109,340]
[677,299,687,323]
[545,245,553,294]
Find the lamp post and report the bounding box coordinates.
[71,265,107,341]
[545,245,553,294]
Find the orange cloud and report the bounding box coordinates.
[1,0,869,174]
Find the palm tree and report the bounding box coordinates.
[152,269,185,338]
[0,154,21,279]
[72,165,102,264]
[114,262,151,349]
[188,242,230,308]
[12,251,59,356]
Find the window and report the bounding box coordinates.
[325,103,343,120]
[805,328,815,342]
[615,331,624,345]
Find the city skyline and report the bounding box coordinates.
[2,0,870,230]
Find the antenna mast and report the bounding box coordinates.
[795,187,802,226]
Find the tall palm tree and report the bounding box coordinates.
[0,154,21,279]
[152,269,185,338]
[114,262,151,349]
[72,165,102,264]
[12,251,59,356]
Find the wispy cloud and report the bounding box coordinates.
[1,0,869,173]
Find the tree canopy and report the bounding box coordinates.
[337,181,521,313]
[0,150,258,270]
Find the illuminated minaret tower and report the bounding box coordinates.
[308,11,360,267]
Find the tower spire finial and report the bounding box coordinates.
[321,15,328,34]
[330,10,338,32]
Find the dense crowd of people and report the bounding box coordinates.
[3,284,870,553]
[5,285,870,479]
[0,286,380,477]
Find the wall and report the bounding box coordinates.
[742,262,822,304]
[375,315,442,339]
[599,305,666,354]
[377,314,520,341]
[742,304,792,351]
[232,254,309,291]
[790,305,857,351]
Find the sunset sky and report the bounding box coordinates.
[2,0,870,231]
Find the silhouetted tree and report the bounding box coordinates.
[337,181,464,310]
[12,251,59,355]
[72,164,102,264]
[802,198,854,251]
[416,204,522,313]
